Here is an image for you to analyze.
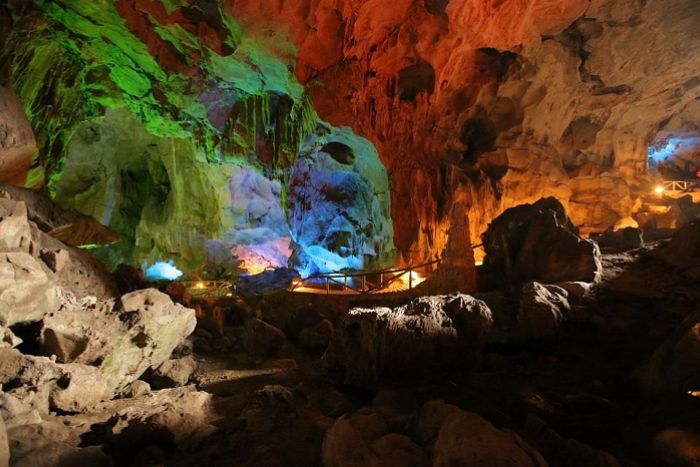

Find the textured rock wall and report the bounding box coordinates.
[226,0,700,262]
[0,0,396,276]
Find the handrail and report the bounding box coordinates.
[288,258,442,295]
[661,180,699,191]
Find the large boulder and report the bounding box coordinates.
[325,294,493,390]
[409,401,546,467]
[638,311,700,394]
[482,197,602,287]
[652,219,700,279]
[323,409,429,467]
[0,252,61,326]
[40,289,197,391]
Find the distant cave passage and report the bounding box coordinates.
[397,61,436,102]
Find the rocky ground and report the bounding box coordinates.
[1,189,699,467]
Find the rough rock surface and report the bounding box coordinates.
[482,198,602,287]
[0,191,118,300]
[151,356,197,389]
[0,85,35,186]
[227,0,700,262]
[322,409,428,467]
[409,400,546,467]
[0,348,111,416]
[518,282,571,340]
[41,289,197,391]
[0,252,61,326]
[243,319,286,358]
[1,1,395,277]
[325,294,492,389]
[652,219,700,279]
[638,311,700,394]
[289,124,396,275]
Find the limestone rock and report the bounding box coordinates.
[0,349,112,416]
[244,319,286,357]
[482,198,602,287]
[41,289,196,392]
[289,124,396,276]
[638,311,700,394]
[409,400,546,467]
[523,414,620,467]
[322,409,428,467]
[0,416,8,467]
[11,443,112,467]
[48,364,112,414]
[0,191,118,300]
[151,356,197,389]
[0,252,61,326]
[0,85,35,186]
[298,319,334,351]
[93,386,212,449]
[325,294,492,389]
[592,227,644,252]
[0,325,21,348]
[652,220,700,279]
[518,282,571,340]
[0,197,32,251]
[124,380,151,398]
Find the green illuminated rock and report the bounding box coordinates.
[1,0,395,276]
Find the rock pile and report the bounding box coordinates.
[0,187,201,464]
[324,294,493,390]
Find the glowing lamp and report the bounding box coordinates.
[654,185,665,195]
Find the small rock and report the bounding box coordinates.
[124,380,151,398]
[297,319,334,350]
[152,356,197,389]
[244,319,286,357]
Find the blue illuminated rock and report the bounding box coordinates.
[289,124,396,276]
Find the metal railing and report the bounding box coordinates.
[661,180,699,192]
[288,259,442,295]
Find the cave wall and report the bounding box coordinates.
[0,0,396,277]
[225,0,700,262]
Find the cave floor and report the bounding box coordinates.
[155,245,699,467]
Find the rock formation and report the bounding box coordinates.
[227,0,700,262]
[481,197,602,287]
[0,0,395,277]
[325,294,493,389]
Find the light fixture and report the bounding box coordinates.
[654,185,665,195]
